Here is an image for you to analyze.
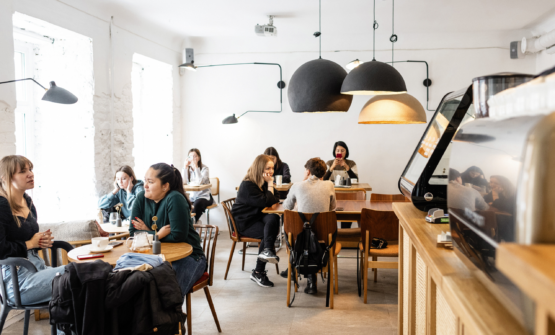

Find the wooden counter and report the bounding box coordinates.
[497,244,555,335]
[394,202,527,335]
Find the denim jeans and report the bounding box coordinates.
[171,254,207,297]
[2,250,66,306]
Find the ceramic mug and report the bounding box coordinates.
[275,175,283,186]
[91,237,109,249]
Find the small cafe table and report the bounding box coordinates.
[184,183,211,192]
[99,223,129,234]
[236,182,372,193]
[263,199,392,221]
[67,242,193,266]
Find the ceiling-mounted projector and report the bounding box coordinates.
[255,15,277,37]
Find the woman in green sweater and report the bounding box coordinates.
[130,163,205,296]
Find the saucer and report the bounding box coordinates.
[89,245,113,253]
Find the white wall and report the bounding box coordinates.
[0,0,183,222]
[181,31,537,230]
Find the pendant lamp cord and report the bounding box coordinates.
[372,0,378,61]
[390,0,398,66]
[319,0,322,59]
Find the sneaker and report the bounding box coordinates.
[258,248,280,264]
[304,275,317,295]
[280,269,288,278]
[250,270,274,288]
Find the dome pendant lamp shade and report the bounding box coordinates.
[358,93,426,124]
[288,59,353,113]
[42,81,78,104]
[341,60,407,95]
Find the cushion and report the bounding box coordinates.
[40,220,100,242]
[190,272,209,293]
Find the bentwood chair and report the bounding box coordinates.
[186,224,221,335]
[283,210,341,309]
[205,177,220,225]
[335,188,367,248]
[221,198,279,280]
[0,241,73,335]
[358,208,400,304]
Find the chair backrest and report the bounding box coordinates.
[336,188,367,200]
[221,198,238,240]
[210,177,220,200]
[194,224,219,286]
[359,208,400,249]
[284,210,338,246]
[370,193,410,202]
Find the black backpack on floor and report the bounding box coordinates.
[286,212,337,307]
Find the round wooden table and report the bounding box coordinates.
[67,242,193,266]
[99,223,130,234]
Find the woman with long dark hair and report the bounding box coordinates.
[98,165,144,219]
[263,147,291,198]
[130,163,205,296]
[183,148,213,222]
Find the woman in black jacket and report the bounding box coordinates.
[0,155,65,306]
[232,154,280,288]
[263,147,291,199]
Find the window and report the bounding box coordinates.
[13,41,35,158]
[131,54,174,179]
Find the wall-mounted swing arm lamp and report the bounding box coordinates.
[0,78,78,104]
[179,61,285,124]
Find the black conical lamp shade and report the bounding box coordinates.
[288,59,353,113]
[222,114,238,124]
[42,81,78,104]
[341,60,407,95]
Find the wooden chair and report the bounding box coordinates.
[370,193,410,202]
[283,210,341,309]
[185,224,221,335]
[221,198,279,280]
[335,188,367,248]
[358,208,399,303]
[205,177,220,225]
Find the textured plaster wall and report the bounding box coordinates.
[0,0,183,222]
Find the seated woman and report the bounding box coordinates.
[98,165,144,220]
[232,155,280,288]
[0,155,65,306]
[323,141,358,228]
[183,148,213,222]
[282,157,336,294]
[130,163,205,296]
[461,166,489,194]
[263,147,291,199]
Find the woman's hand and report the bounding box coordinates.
[185,158,191,169]
[39,230,54,249]
[330,159,337,170]
[157,225,171,239]
[95,222,110,237]
[132,217,151,231]
[112,180,120,195]
[126,180,134,193]
[263,172,273,183]
[339,160,350,171]
[26,232,43,250]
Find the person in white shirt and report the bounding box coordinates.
[183,148,213,222]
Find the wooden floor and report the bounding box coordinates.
[2,234,399,335]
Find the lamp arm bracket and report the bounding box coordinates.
[0,78,47,90]
[384,60,435,111]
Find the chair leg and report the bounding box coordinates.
[329,252,334,309]
[186,293,192,335]
[0,306,11,332]
[363,256,368,304]
[224,241,236,280]
[373,256,378,282]
[275,263,279,275]
[24,310,30,335]
[334,254,339,294]
[241,242,247,271]
[207,210,210,225]
[204,287,221,332]
[286,255,292,307]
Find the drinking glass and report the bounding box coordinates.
[109,213,119,225]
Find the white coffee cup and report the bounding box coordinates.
[351,178,358,184]
[276,175,283,185]
[335,175,342,186]
[91,237,109,249]
[147,234,154,245]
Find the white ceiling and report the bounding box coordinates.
[61,0,555,39]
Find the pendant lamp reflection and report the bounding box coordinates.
[288,59,353,113]
[358,94,426,124]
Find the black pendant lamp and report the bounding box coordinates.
[288,0,352,113]
[341,0,406,95]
